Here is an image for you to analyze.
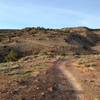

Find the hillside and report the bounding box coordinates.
[0,27,100,100]
[0,27,100,59]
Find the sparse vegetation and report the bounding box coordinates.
[0,27,100,99]
[4,49,18,62]
[77,54,100,68]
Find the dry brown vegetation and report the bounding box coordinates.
[0,27,100,100]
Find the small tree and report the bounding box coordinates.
[4,49,18,62]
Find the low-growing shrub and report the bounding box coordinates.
[4,49,18,62]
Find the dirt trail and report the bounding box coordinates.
[0,59,91,100]
[55,59,89,100]
[0,60,82,100]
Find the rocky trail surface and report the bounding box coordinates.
[0,58,99,100]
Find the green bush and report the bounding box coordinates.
[4,49,18,62]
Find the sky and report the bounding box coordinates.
[0,0,100,29]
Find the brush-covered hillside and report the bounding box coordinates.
[0,27,100,100]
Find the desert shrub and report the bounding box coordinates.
[84,63,96,68]
[4,49,18,62]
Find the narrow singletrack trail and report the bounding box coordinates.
[52,59,87,100]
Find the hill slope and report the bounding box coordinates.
[0,27,100,100]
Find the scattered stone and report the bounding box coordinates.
[41,92,45,96]
[88,67,95,71]
[58,84,66,91]
[47,87,53,92]
[36,87,39,90]
[12,64,20,69]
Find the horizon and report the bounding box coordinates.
[0,0,100,29]
[0,26,100,30]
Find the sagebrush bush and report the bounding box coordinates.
[4,49,18,62]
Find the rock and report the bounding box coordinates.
[41,92,45,96]
[12,64,20,69]
[58,84,66,91]
[34,79,38,82]
[36,87,39,90]
[88,67,95,71]
[47,87,53,92]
